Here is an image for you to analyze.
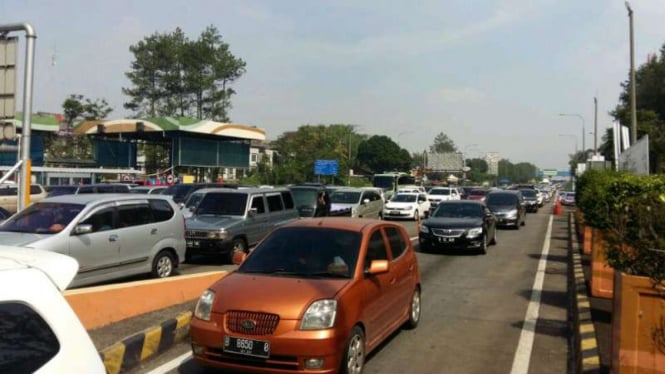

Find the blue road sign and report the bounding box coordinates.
[314,160,339,176]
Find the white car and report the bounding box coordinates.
[383,192,430,220]
[427,187,461,213]
[0,247,105,373]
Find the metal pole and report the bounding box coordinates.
[626,2,637,144]
[594,97,598,155]
[0,23,36,211]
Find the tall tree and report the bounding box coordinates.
[429,132,457,153]
[609,44,665,173]
[356,135,411,173]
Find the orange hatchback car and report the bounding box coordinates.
[190,218,422,374]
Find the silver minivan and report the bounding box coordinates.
[330,187,385,219]
[0,194,186,288]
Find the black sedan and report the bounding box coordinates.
[419,201,497,254]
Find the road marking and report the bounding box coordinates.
[146,351,191,374]
[510,215,553,374]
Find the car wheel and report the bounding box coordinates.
[405,288,421,329]
[341,326,365,374]
[490,228,497,245]
[227,238,247,264]
[479,235,487,255]
[152,251,175,278]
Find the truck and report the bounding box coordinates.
[372,172,416,201]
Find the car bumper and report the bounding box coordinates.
[185,238,233,255]
[419,233,483,250]
[191,317,345,373]
[494,216,519,226]
[383,209,415,219]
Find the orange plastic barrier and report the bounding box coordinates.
[65,271,227,330]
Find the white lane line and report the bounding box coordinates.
[510,215,553,374]
[146,351,192,374]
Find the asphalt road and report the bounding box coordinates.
[129,204,569,374]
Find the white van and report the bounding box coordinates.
[0,184,48,213]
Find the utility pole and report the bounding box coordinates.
[626,2,637,144]
[594,97,598,155]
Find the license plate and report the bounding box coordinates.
[390,210,399,215]
[438,237,454,243]
[186,240,200,247]
[223,336,270,358]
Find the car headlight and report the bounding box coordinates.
[207,230,228,240]
[194,289,215,321]
[301,299,337,330]
[506,209,518,218]
[467,227,483,238]
[419,224,429,233]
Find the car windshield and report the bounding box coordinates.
[184,193,205,209]
[196,192,248,216]
[47,186,78,197]
[239,227,361,279]
[433,203,482,218]
[429,189,450,196]
[521,189,537,197]
[486,194,517,205]
[290,188,319,207]
[0,202,84,234]
[392,194,417,202]
[331,191,361,204]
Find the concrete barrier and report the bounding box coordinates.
[65,271,227,330]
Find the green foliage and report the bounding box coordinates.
[356,135,411,174]
[429,132,457,153]
[123,26,246,121]
[576,169,620,229]
[610,43,665,173]
[62,94,112,125]
[497,160,537,184]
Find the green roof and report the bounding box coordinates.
[15,112,60,126]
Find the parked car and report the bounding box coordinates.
[184,187,299,263]
[130,185,168,194]
[383,192,430,220]
[427,187,461,213]
[0,184,48,213]
[560,191,576,206]
[190,218,421,373]
[419,200,496,254]
[0,194,186,288]
[520,188,539,213]
[46,183,131,197]
[329,187,384,219]
[485,190,526,229]
[0,247,106,373]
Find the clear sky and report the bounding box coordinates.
[2,0,664,170]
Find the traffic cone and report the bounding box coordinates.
[553,199,562,215]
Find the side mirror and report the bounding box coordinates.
[366,259,389,275]
[248,207,258,216]
[179,203,185,209]
[74,224,93,235]
[362,198,370,205]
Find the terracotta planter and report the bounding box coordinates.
[591,229,614,299]
[612,272,665,373]
[583,226,592,255]
[576,210,585,236]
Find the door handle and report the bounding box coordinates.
[151,228,158,235]
[109,234,118,242]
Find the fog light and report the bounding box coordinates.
[304,358,324,369]
[192,343,204,356]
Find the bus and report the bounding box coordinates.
[372,172,417,201]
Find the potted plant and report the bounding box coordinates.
[603,174,665,372]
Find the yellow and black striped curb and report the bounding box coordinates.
[570,214,601,373]
[100,310,192,374]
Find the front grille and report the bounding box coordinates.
[226,311,280,336]
[431,228,464,237]
[186,230,211,238]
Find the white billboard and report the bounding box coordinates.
[426,152,464,171]
[0,37,18,120]
[619,134,649,175]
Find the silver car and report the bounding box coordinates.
[0,194,186,288]
[330,187,384,219]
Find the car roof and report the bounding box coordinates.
[281,217,400,232]
[195,187,288,194]
[0,246,78,291]
[39,193,172,205]
[438,200,484,205]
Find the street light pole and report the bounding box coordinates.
[594,97,598,155]
[558,113,585,154]
[626,1,637,144]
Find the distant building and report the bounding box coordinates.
[484,152,500,175]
